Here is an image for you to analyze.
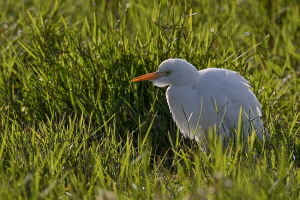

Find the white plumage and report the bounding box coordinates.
[132,58,264,144]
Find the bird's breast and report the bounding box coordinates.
[166,86,207,139]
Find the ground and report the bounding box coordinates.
[0,0,299,199]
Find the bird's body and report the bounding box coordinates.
[132,59,264,144]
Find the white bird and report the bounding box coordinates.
[132,58,264,145]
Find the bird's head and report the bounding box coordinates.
[131,58,199,87]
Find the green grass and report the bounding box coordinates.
[0,0,300,199]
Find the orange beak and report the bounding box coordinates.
[131,72,163,82]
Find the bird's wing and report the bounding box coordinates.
[195,68,262,134]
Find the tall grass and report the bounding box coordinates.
[0,0,299,199]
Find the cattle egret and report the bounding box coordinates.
[131,58,264,145]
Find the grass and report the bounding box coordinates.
[0,0,299,199]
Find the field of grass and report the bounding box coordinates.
[0,0,299,199]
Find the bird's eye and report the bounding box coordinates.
[165,70,172,75]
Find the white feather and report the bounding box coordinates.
[153,59,263,143]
